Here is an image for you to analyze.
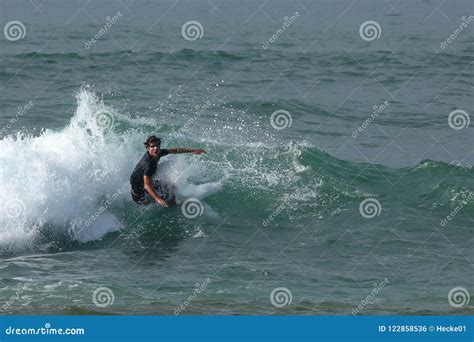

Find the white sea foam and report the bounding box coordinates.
[0,87,225,251]
[0,87,315,252]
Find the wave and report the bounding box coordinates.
[0,87,225,253]
[0,87,471,254]
[4,49,248,63]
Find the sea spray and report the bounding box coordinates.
[0,88,229,251]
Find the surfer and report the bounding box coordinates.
[130,135,206,207]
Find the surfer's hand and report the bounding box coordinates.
[157,199,169,207]
[194,149,206,154]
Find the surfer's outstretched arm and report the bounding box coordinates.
[144,175,169,207]
[168,148,206,155]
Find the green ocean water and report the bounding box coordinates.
[0,0,472,315]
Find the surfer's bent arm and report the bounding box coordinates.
[168,148,206,155]
[143,175,169,207]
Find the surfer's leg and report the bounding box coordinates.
[165,184,180,205]
[157,181,177,205]
[164,183,177,204]
[151,179,173,204]
[131,190,151,205]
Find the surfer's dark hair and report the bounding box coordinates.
[144,135,161,147]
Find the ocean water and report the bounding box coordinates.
[0,0,472,315]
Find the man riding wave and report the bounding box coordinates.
[130,135,206,207]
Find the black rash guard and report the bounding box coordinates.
[130,149,169,198]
